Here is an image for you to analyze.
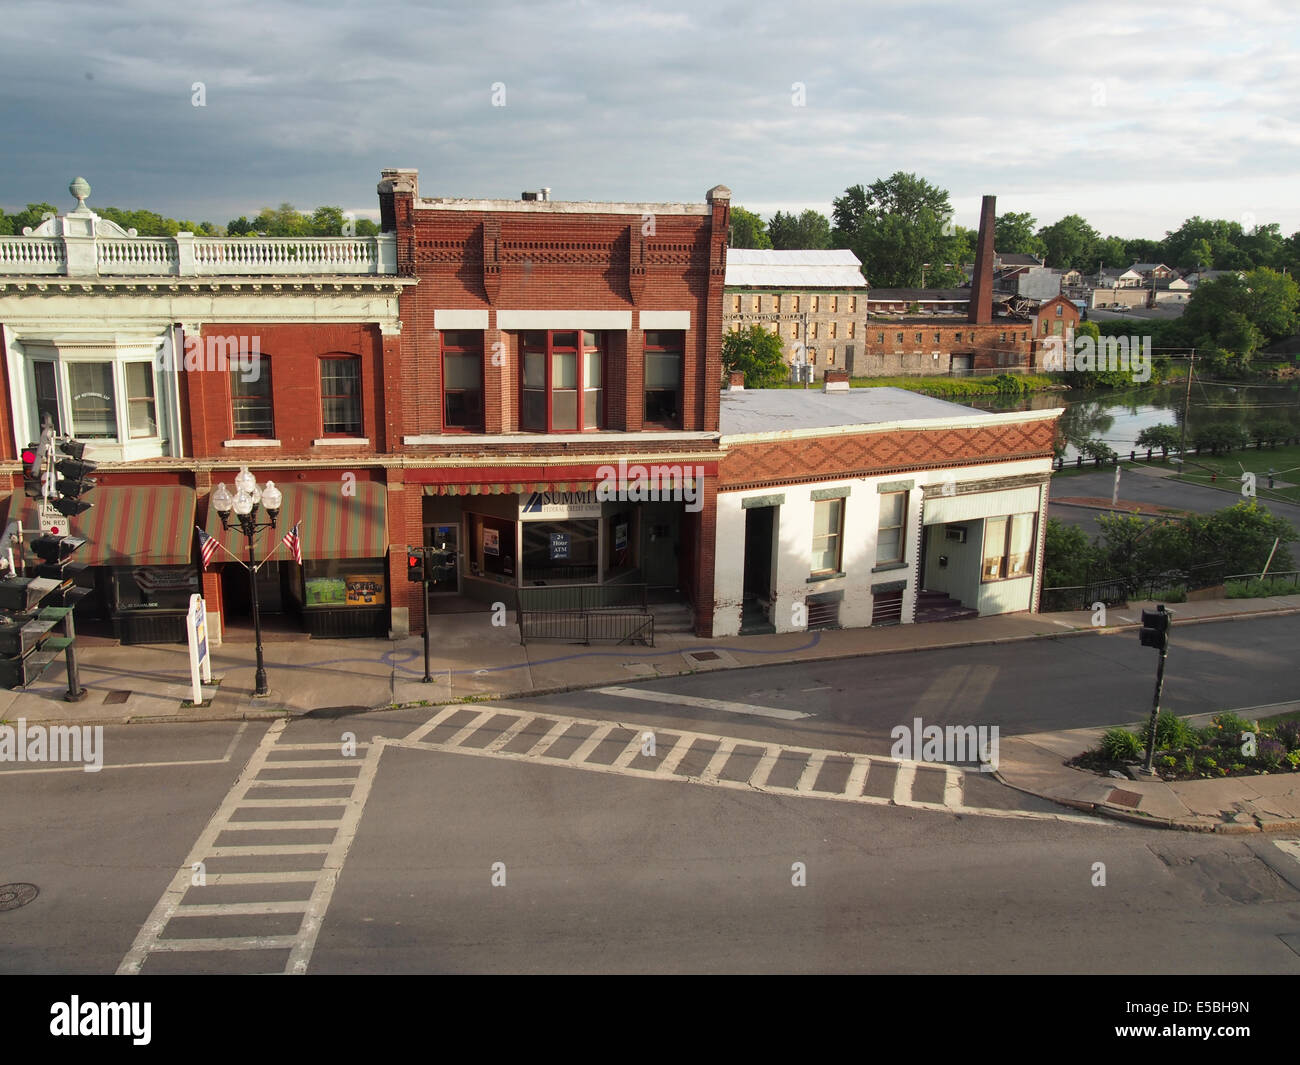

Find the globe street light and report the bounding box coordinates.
[212,466,282,697]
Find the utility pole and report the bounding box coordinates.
[1176,348,1196,475]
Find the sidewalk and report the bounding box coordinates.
[4,593,1299,832]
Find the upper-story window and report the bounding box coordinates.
[319,355,362,436]
[848,296,857,313]
[522,330,604,432]
[811,295,820,312]
[644,330,683,427]
[830,295,838,313]
[751,294,760,312]
[232,355,274,437]
[791,295,800,313]
[442,331,483,431]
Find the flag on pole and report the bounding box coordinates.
[196,526,219,570]
[282,521,302,565]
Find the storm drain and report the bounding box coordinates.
[0,883,39,912]
[688,651,720,662]
[1108,788,1143,808]
[103,690,131,705]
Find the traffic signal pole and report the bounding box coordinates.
[422,568,432,684]
[62,607,87,702]
[1142,639,1170,775]
[1138,604,1173,775]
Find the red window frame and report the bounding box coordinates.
[318,354,363,437]
[441,331,484,432]
[231,354,274,438]
[520,330,605,432]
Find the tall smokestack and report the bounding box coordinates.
[968,194,996,325]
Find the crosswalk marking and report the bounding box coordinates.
[392,705,1107,825]
[596,686,812,721]
[118,720,384,976]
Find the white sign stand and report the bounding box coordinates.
[187,593,212,705]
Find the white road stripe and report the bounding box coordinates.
[440,710,499,748]
[596,686,812,720]
[220,820,342,831]
[892,764,916,805]
[235,798,350,808]
[175,901,310,916]
[612,738,647,768]
[697,740,736,785]
[944,768,964,808]
[1275,839,1300,865]
[570,723,618,764]
[402,704,471,744]
[529,719,576,758]
[147,936,299,953]
[205,872,322,886]
[748,748,782,788]
[844,758,871,799]
[655,736,697,776]
[482,715,537,752]
[247,778,357,789]
[207,844,333,856]
[795,753,826,793]
[256,760,360,770]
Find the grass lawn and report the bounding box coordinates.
[772,374,1064,397]
[1174,442,1300,504]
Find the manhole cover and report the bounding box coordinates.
[689,651,720,662]
[1108,788,1143,808]
[0,883,38,912]
[103,690,131,704]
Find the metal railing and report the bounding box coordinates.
[516,582,654,645]
[1042,561,1226,612]
[1224,570,1300,592]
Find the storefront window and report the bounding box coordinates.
[303,558,387,607]
[111,565,199,611]
[442,332,483,430]
[982,514,1036,581]
[522,520,598,583]
[468,513,515,581]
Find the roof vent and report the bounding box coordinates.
[521,189,551,202]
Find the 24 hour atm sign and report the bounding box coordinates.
[518,490,600,520]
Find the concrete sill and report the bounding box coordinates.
[313,437,370,447]
[872,561,909,573]
[222,439,281,447]
[806,571,845,584]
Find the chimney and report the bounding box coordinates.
[727,371,745,390]
[377,168,418,233]
[968,194,996,325]
[823,369,850,393]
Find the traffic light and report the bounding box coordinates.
[1138,605,1172,651]
[407,546,426,583]
[29,534,88,581]
[21,441,47,499]
[52,438,96,518]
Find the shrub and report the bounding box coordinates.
[1258,739,1287,770]
[1162,585,1188,603]
[1191,421,1250,455]
[1079,438,1117,461]
[1135,424,1181,455]
[1141,710,1197,753]
[1273,719,1300,752]
[1249,419,1291,447]
[1100,727,1142,761]
[1288,751,1300,769]
[993,373,1024,394]
[1212,711,1259,743]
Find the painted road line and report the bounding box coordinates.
[844,758,871,799]
[175,901,310,917]
[596,685,812,720]
[570,723,619,764]
[748,748,782,788]
[795,753,826,793]
[286,739,386,976]
[392,705,1113,825]
[255,759,360,770]
[235,798,351,808]
[0,721,251,777]
[402,704,469,744]
[117,719,291,975]
[612,738,647,769]
[441,710,499,748]
[944,768,964,808]
[146,936,299,953]
[697,740,737,785]
[483,715,537,753]
[206,872,322,886]
[246,778,357,789]
[273,742,372,752]
[529,719,576,758]
[207,844,333,856]
[892,764,916,805]
[220,820,343,831]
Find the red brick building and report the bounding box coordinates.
[379,169,730,635]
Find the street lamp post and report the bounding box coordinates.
[211,467,282,698]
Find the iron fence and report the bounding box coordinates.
[1042,561,1225,612]
[518,610,655,646]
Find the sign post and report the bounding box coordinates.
[187,594,211,706]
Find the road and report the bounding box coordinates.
[3,615,1300,975]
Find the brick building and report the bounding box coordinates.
[722,250,867,377]
[379,169,730,637]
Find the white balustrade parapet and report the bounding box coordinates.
[0,232,398,277]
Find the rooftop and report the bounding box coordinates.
[719,386,991,437]
[724,249,866,289]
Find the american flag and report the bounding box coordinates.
[282,521,302,565]
[196,526,219,570]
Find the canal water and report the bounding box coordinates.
[958,381,1300,460]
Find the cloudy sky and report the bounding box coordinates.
[5,0,1298,238]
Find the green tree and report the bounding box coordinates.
[1043,518,1097,587]
[1180,268,1299,366]
[1135,424,1182,455]
[1037,214,1099,270]
[833,173,960,287]
[722,325,787,388]
[1195,502,1295,573]
[0,202,59,235]
[767,209,831,250]
[1088,235,1129,274]
[729,206,771,249]
[994,212,1045,257]
[309,206,348,236]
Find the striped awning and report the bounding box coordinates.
[422,473,697,497]
[7,486,197,565]
[203,481,387,560]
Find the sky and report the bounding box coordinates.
[4,0,1299,239]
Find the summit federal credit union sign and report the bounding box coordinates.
[518,489,601,521]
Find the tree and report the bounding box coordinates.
[729,206,771,249]
[1195,502,1295,573]
[1043,518,1097,587]
[1180,268,1299,366]
[1136,424,1182,455]
[722,325,787,388]
[1037,214,1099,270]
[833,173,960,287]
[994,212,1045,257]
[1087,235,1129,274]
[767,209,831,250]
[0,202,59,235]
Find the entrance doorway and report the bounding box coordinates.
[219,560,306,640]
[426,523,460,595]
[741,505,776,634]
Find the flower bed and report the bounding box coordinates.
[1069,710,1300,781]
